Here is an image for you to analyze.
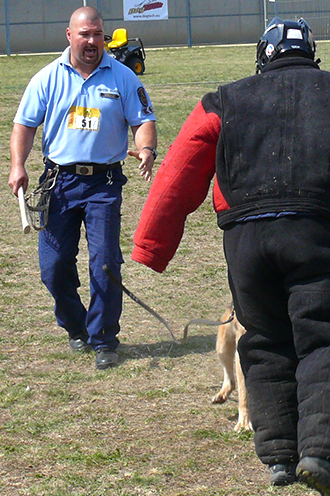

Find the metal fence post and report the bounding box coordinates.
[186,0,192,47]
[5,0,11,56]
[263,0,268,29]
[266,0,278,25]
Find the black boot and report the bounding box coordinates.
[297,457,330,495]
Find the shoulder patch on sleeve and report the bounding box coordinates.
[137,87,148,107]
[142,106,154,116]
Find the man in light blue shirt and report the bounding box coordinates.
[14,45,155,165]
[9,6,157,370]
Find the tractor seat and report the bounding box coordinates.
[108,28,128,49]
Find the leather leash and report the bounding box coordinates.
[103,265,181,343]
[103,264,235,344]
[182,308,235,342]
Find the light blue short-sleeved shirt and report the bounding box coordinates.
[14,47,156,165]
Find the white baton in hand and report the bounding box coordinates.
[18,185,31,234]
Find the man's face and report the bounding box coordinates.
[66,15,104,74]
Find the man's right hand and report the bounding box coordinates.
[8,166,29,197]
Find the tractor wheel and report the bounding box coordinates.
[127,57,145,75]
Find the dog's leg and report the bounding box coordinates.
[212,320,236,404]
[233,322,253,431]
[234,349,253,431]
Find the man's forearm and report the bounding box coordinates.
[9,123,37,195]
[132,121,157,150]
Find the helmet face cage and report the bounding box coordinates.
[256,17,316,73]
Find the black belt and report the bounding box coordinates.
[45,158,122,176]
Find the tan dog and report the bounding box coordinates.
[212,307,253,431]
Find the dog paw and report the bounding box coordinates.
[212,392,229,404]
[234,418,253,432]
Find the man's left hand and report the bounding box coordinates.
[128,148,154,182]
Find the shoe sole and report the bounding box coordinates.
[270,473,296,486]
[297,470,330,495]
[297,461,330,496]
[96,361,118,370]
[69,344,92,353]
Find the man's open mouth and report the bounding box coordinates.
[85,47,97,56]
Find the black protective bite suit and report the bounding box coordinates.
[216,57,330,466]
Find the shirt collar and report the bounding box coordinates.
[59,47,112,72]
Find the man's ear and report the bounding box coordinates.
[66,28,71,43]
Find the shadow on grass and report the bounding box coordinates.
[118,332,217,361]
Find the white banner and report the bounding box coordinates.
[123,0,168,21]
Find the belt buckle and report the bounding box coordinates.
[76,164,93,175]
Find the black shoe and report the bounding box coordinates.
[69,333,92,352]
[269,463,297,486]
[297,457,330,495]
[95,348,119,370]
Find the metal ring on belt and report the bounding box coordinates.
[45,158,122,176]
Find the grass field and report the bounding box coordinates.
[0,46,318,495]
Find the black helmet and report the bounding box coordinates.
[256,17,316,73]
